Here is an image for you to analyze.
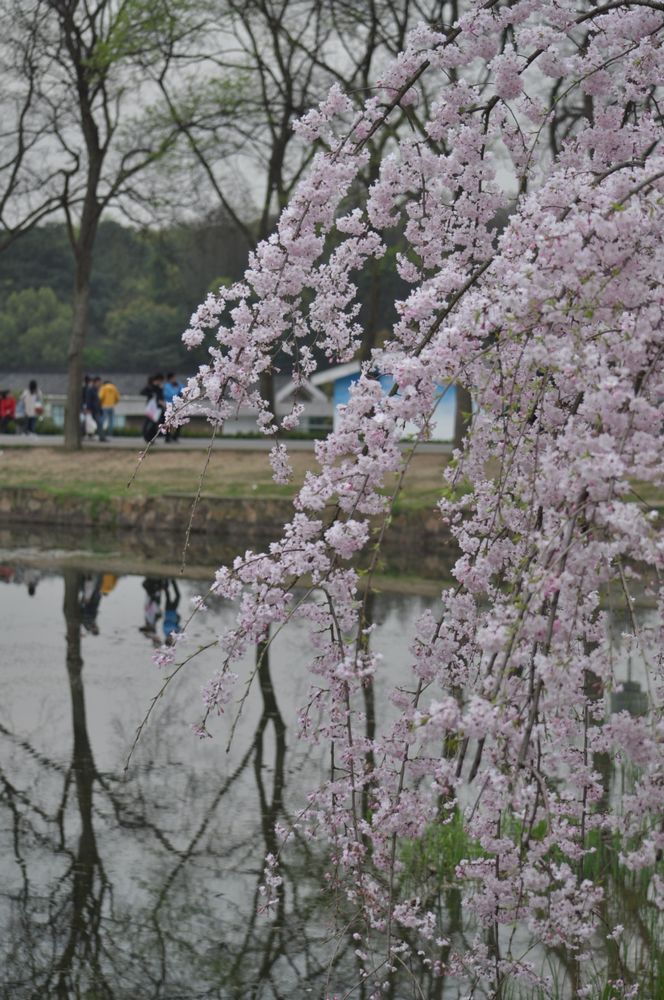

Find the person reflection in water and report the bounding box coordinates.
[162,579,182,645]
[22,567,41,596]
[139,577,163,645]
[11,565,41,595]
[79,574,102,635]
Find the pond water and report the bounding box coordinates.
[0,531,656,999]
[0,533,437,1000]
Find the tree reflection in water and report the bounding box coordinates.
[1,571,656,999]
[0,570,356,999]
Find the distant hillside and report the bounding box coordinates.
[0,215,408,374]
[0,217,252,372]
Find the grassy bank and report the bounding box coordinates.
[0,445,449,507]
[3,446,662,514]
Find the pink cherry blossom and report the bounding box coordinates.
[161,2,664,994]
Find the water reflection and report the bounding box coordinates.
[0,565,372,999]
[4,563,42,597]
[79,573,102,635]
[139,577,164,645]
[58,568,107,994]
[0,555,659,999]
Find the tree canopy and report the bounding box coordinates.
[0,217,252,371]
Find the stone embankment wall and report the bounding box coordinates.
[0,488,456,580]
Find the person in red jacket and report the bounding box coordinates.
[0,390,16,432]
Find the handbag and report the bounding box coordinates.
[144,398,161,423]
[84,413,97,435]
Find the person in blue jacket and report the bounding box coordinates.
[163,372,184,442]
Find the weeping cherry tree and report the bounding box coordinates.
[153,1,664,995]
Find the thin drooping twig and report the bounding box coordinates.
[124,640,218,773]
[180,422,219,573]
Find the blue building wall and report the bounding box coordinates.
[332,374,456,441]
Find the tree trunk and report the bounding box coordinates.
[453,383,472,451]
[64,254,94,450]
[260,369,275,422]
[359,256,382,363]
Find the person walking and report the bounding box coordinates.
[98,377,120,438]
[140,373,165,443]
[19,380,44,436]
[84,376,106,441]
[163,372,184,442]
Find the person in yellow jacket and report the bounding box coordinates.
[98,379,120,438]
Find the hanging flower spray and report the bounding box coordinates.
[157,2,664,995]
